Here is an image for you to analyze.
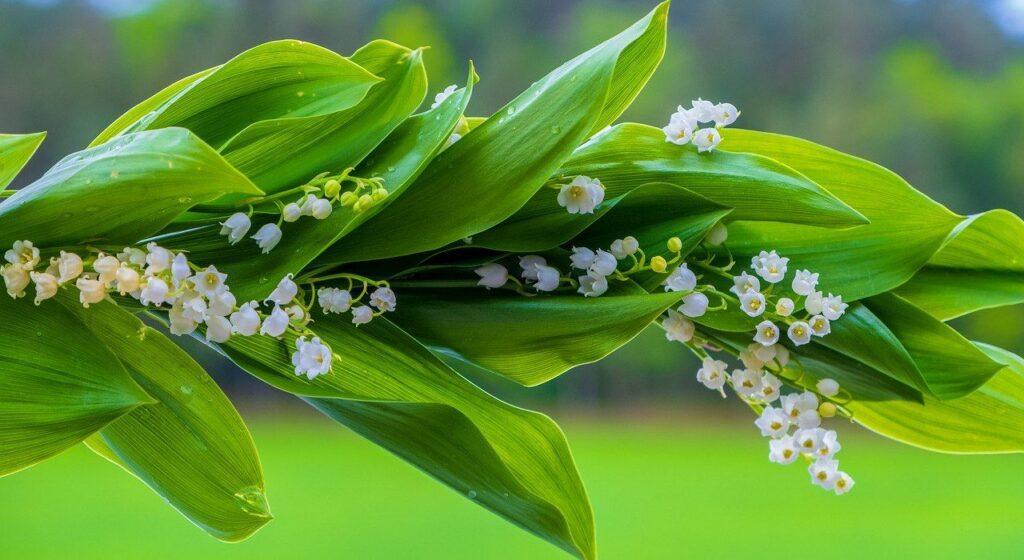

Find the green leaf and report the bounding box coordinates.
[0,128,261,248]
[0,132,46,189]
[0,294,151,476]
[217,40,427,195]
[488,123,865,233]
[161,63,471,302]
[719,129,963,300]
[895,209,1024,320]
[851,342,1024,453]
[91,40,380,149]
[472,181,729,253]
[60,301,269,542]
[390,283,683,386]
[220,317,595,560]
[320,2,670,265]
[860,293,1003,399]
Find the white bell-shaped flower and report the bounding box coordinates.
[588,249,617,277]
[692,127,721,153]
[787,320,812,345]
[318,287,353,314]
[252,223,283,254]
[282,203,303,223]
[474,263,508,289]
[755,406,789,438]
[809,314,831,337]
[145,243,172,273]
[570,247,596,270]
[712,102,739,127]
[370,286,397,312]
[30,271,58,305]
[794,427,826,456]
[57,251,84,284]
[808,457,840,490]
[3,265,29,298]
[705,222,728,246]
[115,265,140,295]
[815,430,842,460]
[260,305,290,337]
[208,291,236,317]
[769,435,799,465]
[609,236,639,259]
[753,320,779,346]
[679,292,708,317]
[557,175,604,214]
[696,357,728,394]
[816,378,841,397]
[191,266,228,298]
[739,291,766,317]
[775,297,795,317]
[533,265,561,292]
[730,272,760,296]
[781,392,819,422]
[791,269,819,296]
[219,212,251,245]
[662,109,696,145]
[577,271,608,297]
[804,291,825,315]
[310,198,333,220]
[662,309,694,343]
[759,372,783,403]
[663,264,697,293]
[169,301,199,336]
[5,240,40,271]
[230,302,262,336]
[351,305,374,325]
[822,293,848,320]
[93,254,120,285]
[139,277,170,306]
[690,98,716,122]
[77,277,107,308]
[266,274,298,305]
[205,315,233,343]
[292,336,333,380]
[518,255,547,281]
[833,472,855,495]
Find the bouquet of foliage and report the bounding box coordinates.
[3,3,1022,558]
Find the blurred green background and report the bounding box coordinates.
[2,0,1024,557]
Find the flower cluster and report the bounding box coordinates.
[316,279,396,326]
[555,175,605,215]
[729,250,847,348]
[662,98,740,153]
[2,239,341,381]
[220,169,389,254]
[473,234,709,302]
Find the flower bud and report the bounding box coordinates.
[818,402,837,418]
[311,198,333,220]
[354,194,374,213]
[650,255,668,273]
[93,254,120,284]
[323,179,341,199]
[705,222,728,246]
[252,223,283,254]
[57,251,84,284]
[667,236,683,253]
[339,191,358,207]
[371,187,389,202]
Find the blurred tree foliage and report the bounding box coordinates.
[2,0,1022,404]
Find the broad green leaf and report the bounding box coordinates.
[319,3,670,265]
[472,181,729,253]
[220,316,595,560]
[217,40,427,195]
[0,294,151,476]
[896,209,1024,320]
[91,40,380,149]
[719,129,963,301]
[160,63,470,302]
[492,123,865,233]
[390,283,683,386]
[0,132,46,189]
[63,301,269,542]
[861,293,1003,399]
[851,343,1024,453]
[0,128,261,248]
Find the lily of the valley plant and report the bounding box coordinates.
[2,3,1023,558]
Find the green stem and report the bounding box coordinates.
[0,189,16,199]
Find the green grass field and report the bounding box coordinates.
[3,411,1022,559]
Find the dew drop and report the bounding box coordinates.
[177,196,192,204]
[234,487,271,516]
[467,490,477,499]
[550,125,561,134]
[386,166,396,173]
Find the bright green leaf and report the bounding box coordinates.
[61,301,269,542]
[92,40,380,149]
[321,2,670,264]
[390,283,682,386]
[0,294,151,476]
[896,209,1024,320]
[0,128,261,248]
[0,132,46,189]
[720,129,962,301]
[851,342,1024,453]
[220,316,595,560]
